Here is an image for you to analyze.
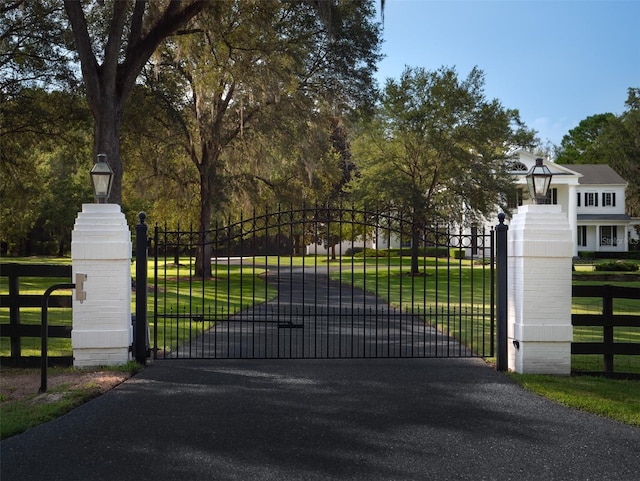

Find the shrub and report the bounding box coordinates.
[352,248,387,258]
[451,248,465,260]
[594,261,639,272]
[424,247,449,258]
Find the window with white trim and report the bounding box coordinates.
[600,226,617,246]
[585,192,598,206]
[602,192,616,207]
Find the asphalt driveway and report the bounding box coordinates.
[2,358,639,480]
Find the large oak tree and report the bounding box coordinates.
[63,0,207,204]
[146,0,381,277]
[349,66,536,274]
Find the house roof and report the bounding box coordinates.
[558,164,627,185]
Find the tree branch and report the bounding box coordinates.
[120,1,207,100]
[63,1,100,108]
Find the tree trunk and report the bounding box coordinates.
[195,166,213,279]
[411,224,420,276]
[93,105,123,204]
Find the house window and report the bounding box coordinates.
[602,192,616,207]
[600,226,617,246]
[577,226,587,246]
[585,192,598,207]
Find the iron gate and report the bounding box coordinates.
[151,206,494,359]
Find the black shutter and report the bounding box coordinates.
[577,192,581,206]
[613,193,616,207]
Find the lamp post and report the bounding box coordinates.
[526,157,553,204]
[90,153,114,203]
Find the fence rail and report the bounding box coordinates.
[0,263,73,367]
[571,284,640,378]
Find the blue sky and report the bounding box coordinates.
[374,0,640,147]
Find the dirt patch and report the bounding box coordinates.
[1,368,131,405]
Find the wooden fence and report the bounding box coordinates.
[572,284,640,378]
[0,263,73,367]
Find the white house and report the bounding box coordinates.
[496,151,633,256]
[305,151,634,257]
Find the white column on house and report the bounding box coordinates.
[71,204,132,367]
[507,204,573,375]
[567,184,578,256]
[623,224,629,251]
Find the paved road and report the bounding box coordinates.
[2,358,639,480]
[176,266,469,359]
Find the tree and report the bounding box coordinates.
[556,88,640,217]
[555,113,617,164]
[349,66,535,274]
[0,89,93,255]
[147,0,381,277]
[63,0,207,205]
[1,0,76,98]
[61,0,383,207]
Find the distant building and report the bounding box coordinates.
[488,151,633,256]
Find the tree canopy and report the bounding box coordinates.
[556,88,640,217]
[350,65,535,223]
[348,66,536,273]
[143,0,381,277]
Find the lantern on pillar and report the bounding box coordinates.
[526,158,553,205]
[90,153,114,204]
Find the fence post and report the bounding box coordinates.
[8,265,21,362]
[135,212,148,365]
[602,286,614,375]
[41,283,75,393]
[495,213,508,371]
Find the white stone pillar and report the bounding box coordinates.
[71,204,132,367]
[507,204,573,375]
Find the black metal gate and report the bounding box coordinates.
[151,206,494,359]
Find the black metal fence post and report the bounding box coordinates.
[495,213,508,371]
[135,212,148,365]
[41,283,75,393]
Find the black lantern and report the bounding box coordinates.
[526,158,553,205]
[90,153,114,203]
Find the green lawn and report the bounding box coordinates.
[149,259,277,353]
[0,257,276,358]
[571,279,640,374]
[1,258,74,357]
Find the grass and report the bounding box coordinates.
[0,261,75,358]
[0,257,278,358]
[571,279,640,374]
[328,257,496,357]
[0,362,142,440]
[150,259,277,353]
[507,373,640,427]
